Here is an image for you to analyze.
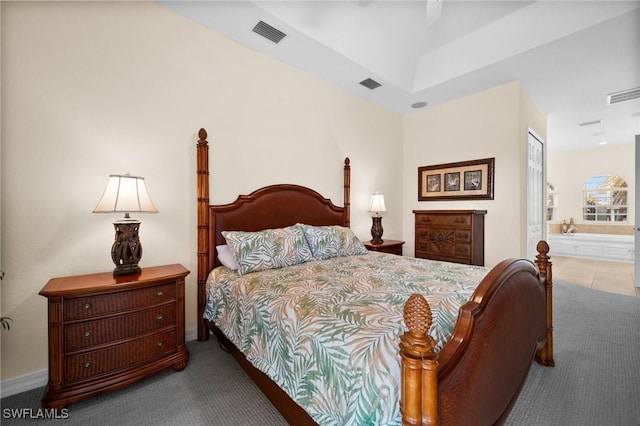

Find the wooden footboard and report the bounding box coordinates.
[400,241,554,425]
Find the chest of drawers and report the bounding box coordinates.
[413,210,487,266]
[39,264,190,409]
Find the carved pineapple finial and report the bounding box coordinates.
[404,293,432,336]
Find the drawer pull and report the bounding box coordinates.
[157,341,164,347]
[83,361,92,369]
[83,303,92,310]
[156,314,164,321]
[83,330,92,338]
[157,290,164,297]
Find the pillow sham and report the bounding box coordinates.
[216,244,239,270]
[222,225,313,275]
[300,224,368,260]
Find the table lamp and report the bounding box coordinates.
[93,174,158,276]
[368,191,387,244]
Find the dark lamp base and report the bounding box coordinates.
[370,216,384,245]
[113,264,141,276]
[111,220,144,277]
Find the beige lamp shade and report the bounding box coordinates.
[93,174,158,216]
[368,192,387,215]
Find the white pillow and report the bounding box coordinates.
[216,244,239,270]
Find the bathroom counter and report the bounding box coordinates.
[547,233,634,262]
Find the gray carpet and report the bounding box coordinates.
[505,280,640,426]
[2,280,639,425]
[1,339,288,425]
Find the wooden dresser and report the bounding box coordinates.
[413,210,487,266]
[39,264,190,409]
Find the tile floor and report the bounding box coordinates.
[551,256,639,296]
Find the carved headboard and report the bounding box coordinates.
[196,128,351,340]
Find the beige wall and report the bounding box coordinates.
[1,2,554,384]
[547,142,635,230]
[402,81,547,266]
[0,2,402,380]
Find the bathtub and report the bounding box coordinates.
[547,233,634,262]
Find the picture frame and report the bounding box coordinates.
[418,158,494,201]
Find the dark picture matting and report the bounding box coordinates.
[418,157,495,201]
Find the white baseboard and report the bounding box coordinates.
[1,327,199,399]
[184,326,198,343]
[0,369,48,398]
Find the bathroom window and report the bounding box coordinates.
[546,183,557,221]
[582,175,628,222]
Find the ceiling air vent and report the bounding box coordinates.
[607,87,640,105]
[578,119,602,127]
[359,78,382,90]
[252,21,287,44]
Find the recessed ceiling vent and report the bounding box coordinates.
[607,87,640,105]
[578,119,602,127]
[252,21,286,44]
[359,78,382,90]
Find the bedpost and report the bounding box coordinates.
[534,240,554,366]
[400,294,438,426]
[343,157,351,228]
[197,128,210,341]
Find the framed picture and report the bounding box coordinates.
[426,174,441,192]
[444,172,460,191]
[418,158,494,201]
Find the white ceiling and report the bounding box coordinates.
[162,1,640,152]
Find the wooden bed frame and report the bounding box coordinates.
[195,128,554,425]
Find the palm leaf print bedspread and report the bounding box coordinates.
[205,251,489,425]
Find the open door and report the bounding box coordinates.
[527,130,545,260]
[634,135,640,289]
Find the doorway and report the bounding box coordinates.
[634,134,640,287]
[527,130,544,260]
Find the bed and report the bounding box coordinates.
[195,128,554,425]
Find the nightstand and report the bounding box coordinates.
[39,264,190,409]
[363,239,405,256]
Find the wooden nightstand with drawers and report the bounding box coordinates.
[363,239,405,256]
[39,264,190,409]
